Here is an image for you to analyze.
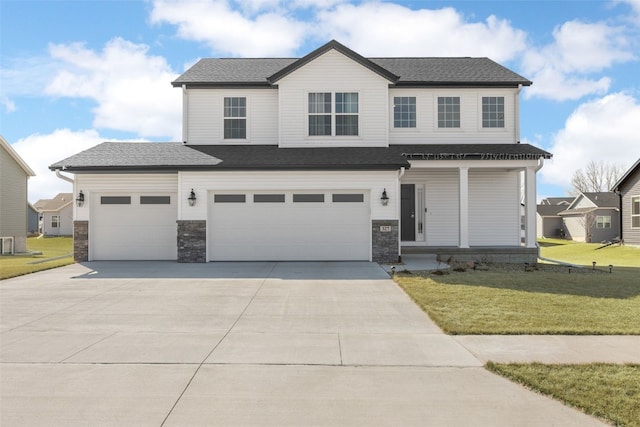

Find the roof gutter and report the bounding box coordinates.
[54,169,74,184]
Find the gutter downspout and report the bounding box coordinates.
[55,169,74,184]
[515,84,522,143]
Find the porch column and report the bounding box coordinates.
[524,166,537,248]
[459,167,470,248]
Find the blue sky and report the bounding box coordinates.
[1,0,639,202]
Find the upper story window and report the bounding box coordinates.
[308,92,332,136]
[308,92,358,136]
[438,97,460,128]
[632,196,640,228]
[482,96,504,128]
[224,97,246,139]
[394,97,416,128]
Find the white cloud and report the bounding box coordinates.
[523,20,636,100]
[12,129,105,202]
[314,3,527,62]
[150,0,307,57]
[541,92,640,191]
[12,129,151,202]
[45,38,181,139]
[2,96,16,113]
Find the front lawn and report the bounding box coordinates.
[488,363,640,427]
[539,238,640,268]
[395,265,640,334]
[0,237,74,280]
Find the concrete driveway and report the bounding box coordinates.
[1,261,604,426]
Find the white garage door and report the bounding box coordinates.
[92,194,177,260]
[209,191,370,261]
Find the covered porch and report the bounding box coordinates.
[398,156,544,264]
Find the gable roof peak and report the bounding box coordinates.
[268,39,399,84]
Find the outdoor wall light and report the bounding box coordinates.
[381,189,389,206]
[188,189,197,207]
[76,190,85,207]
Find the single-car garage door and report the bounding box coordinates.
[91,194,177,260]
[209,191,370,261]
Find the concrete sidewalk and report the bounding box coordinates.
[1,261,612,426]
[455,335,640,364]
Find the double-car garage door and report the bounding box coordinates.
[209,191,370,261]
[90,190,371,261]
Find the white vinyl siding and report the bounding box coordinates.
[401,169,460,246]
[468,170,520,246]
[185,89,278,144]
[276,49,390,147]
[74,174,179,221]
[179,170,397,221]
[388,88,518,144]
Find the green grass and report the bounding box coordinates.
[395,239,640,334]
[396,266,640,334]
[539,238,640,268]
[487,363,640,427]
[0,237,74,280]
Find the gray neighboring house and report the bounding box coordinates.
[536,197,573,238]
[558,192,620,243]
[1,135,36,254]
[27,203,39,236]
[41,193,74,237]
[612,158,640,245]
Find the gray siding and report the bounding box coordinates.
[0,145,29,252]
[619,171,640,245]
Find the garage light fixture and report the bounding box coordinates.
[76,190,85,207]
[381,189,389,206]
[188,189,197,207]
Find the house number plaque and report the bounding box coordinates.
[379,226,392,232]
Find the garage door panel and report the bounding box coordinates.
[92,193,177,260]
[210,191,370,261]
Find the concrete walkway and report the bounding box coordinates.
[0,261,616,426]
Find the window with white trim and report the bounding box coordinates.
[632,196,640,228]
[393,97,416,128]
[52,215,60,228]
[482,96,504,128]
[308,92,358,136]
[596,215,611,229]
[224,97,246,139]
[438,97,460,128]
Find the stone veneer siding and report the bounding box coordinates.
[177,220,207,263]
[73,220,89,262]
[372,219,399,263]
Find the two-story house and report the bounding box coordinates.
[50,40,551,263]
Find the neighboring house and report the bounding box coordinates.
[536,197,574,238]
[612,158,640,245]
[558,192,620,243]
[540,197,573,206]
[41,193,73,236]
[1,135,36,254]
[50,40,551,263]
[27,203,39,236]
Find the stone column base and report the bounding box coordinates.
[73,221,89,262]
[372,220,399,263]
[177,220,206,263]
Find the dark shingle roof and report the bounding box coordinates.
[49,142,222,171]
[537,204,566,216]
[49,142,550,172]
[172,41,531,88]
[582,192,620,208]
